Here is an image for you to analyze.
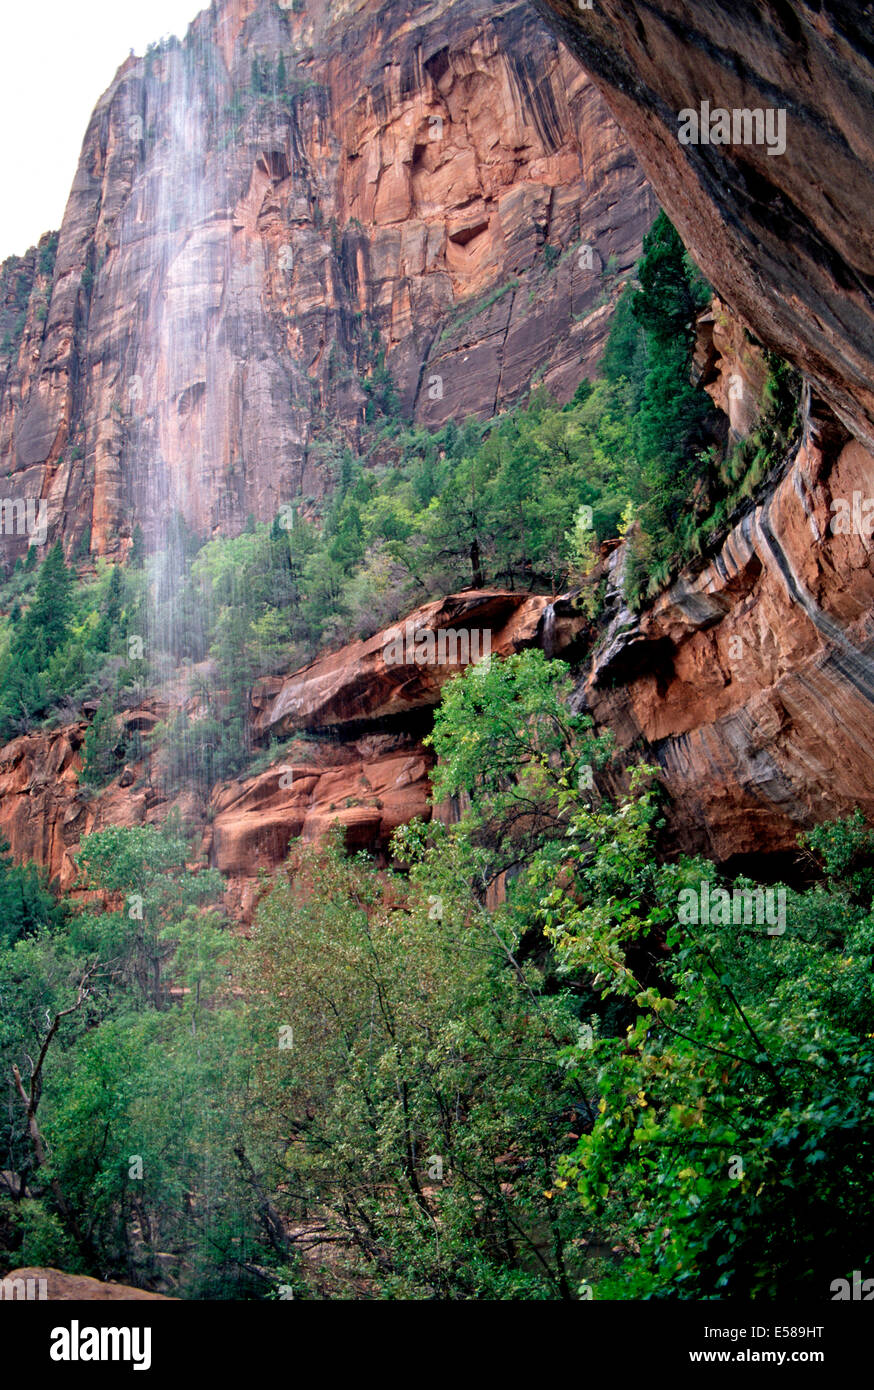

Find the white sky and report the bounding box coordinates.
[0,0,208,262]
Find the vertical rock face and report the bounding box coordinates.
[534,0,874,452]
[580,427,874,865]
[518,1,874,860]
[573,311,874,864]
[0,0,654,563]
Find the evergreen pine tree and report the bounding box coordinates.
[82,696,125,788]
[18,542,73,665]
[0,835,65,946]
[95,565,125,653]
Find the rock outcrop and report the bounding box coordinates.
[0,0,654,564]
[523,0,874,863]
[1,1267,169,1300]
[251,589,549,735]
[577,394,874,863]
[536,0,874,451]
[6,391,874,889]
[0,589,563,914]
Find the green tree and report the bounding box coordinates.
[0,837,65,948]
[72,822,224,1009]
[625,213,718,598]
[18,541,73,665]
[239,832,583,1298]
[539,790,874,1299]
[81,696,125,788]
[94,564,125,653]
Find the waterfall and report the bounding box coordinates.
[105,24,237,792]
[541,601,558,658]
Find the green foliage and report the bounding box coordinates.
[0,641,870,1301]
[614,216,802,607]
[0,821,264,1294]
[428,649,610,820]
[426,656,874,1300]
[0,836,65,947]
[239,832,583,1298]
[81,697,126,788]
[621,214,720,603]
[0,212,786,746]
[20,541,72,657]
[6,1198,78,1269]
[0,207,829,1303]
[599,282,647,403]
[803,807,874,904]
[361,354,400,422]
[0,547,143,741]
[721,350,803,496]
[150,708,249,791]
[528,775,874,1299]
[33,233,59,293]
[0,255,36,357]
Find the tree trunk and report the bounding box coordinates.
[469,537,484,589]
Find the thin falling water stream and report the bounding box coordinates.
[115,29,239,787]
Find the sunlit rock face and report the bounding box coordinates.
[0,0,654,564]
[535,0,874,453]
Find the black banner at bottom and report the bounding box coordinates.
[0,1298,867,1378]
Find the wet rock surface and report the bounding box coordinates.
[536,0,874,450]
[578,417,874,862]
[0,0,654,562]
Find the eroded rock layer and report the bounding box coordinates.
[578,406,874,862]
[0,590,559,916]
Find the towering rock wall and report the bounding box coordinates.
[0,0,654,564]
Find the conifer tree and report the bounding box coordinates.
[18,542,73,667]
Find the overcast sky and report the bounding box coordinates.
[0,0,208,262]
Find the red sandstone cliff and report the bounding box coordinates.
[523,0,874,862]
[3,372,874,895]
[2,0,874,895]
[0,0,654,564]
[580,420,874,864]
[0,590,561,916]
